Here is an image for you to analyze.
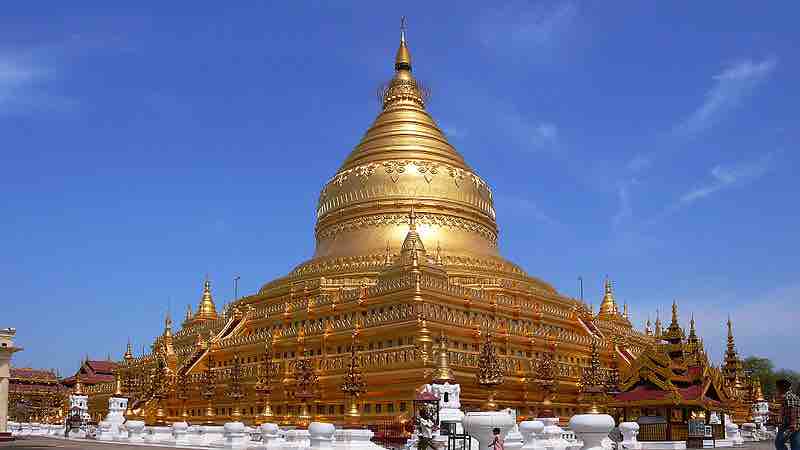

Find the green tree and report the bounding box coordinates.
[744,356,776,397]
[743,356,800,398]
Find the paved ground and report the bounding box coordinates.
[0,437,780,450]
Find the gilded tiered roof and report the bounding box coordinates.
[612,303,730,409]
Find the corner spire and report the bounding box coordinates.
[654,309,662,338]
[431,330,456,384]
[195,276,219,321]
[671,299,679,326]
[74,364,84,395]
[401,204,426,256]
[164,309,173,336]
[124,338,133,361]
[598,276,619,318]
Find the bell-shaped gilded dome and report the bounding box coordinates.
[314,28,497,261]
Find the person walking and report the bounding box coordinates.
[776,378,800,450]
[491,428,505,450]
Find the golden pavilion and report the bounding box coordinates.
[75,24,759,428]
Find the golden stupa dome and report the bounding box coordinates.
[314,26,497,261]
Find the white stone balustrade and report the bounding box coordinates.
[261,423,286,448]
[333,428,383,450]
[148,425,173,444]
[536,418,569,450]
[725,422,743,447]
[187,424,204,446]
[619,422,641,450]
[463,411,516,450]
[223,421,249,449]
[125,420,145,443]
[202,425,225,446]
[520,420,545,450]
[171,421,190,446]
[310,422,336,449]
[569,414,614,450]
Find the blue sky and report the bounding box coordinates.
[2,2,798,376]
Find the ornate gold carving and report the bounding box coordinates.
[315,212,497,246]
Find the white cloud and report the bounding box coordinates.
[479,1,578,51]
[651,150,778,222]
[502,112,559,150]
[496,196,556,225]
[679,151,775,205]
[612,183,632,228]
[683,283,800,370]
[0,45,75,114]
[677,58,777,135]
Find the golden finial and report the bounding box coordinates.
[395,16,411,72]
[435,241,444,265]
[623,301,629,320]
[408,203,417,230]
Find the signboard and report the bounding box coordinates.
[688,420,706,437]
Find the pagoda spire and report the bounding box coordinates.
[195,276,219,321]
[598,276,619,318]
[688,313,698,340]
[124,338,133,361]
[726,315,735,351]
[645,316,653,336]
[654,309,662,338]
[723,315,745,391]
[663,300,685,342]
[380,17,426,111]
[623,302,630,320]
[395,16,411,72]
[164,310,173,338]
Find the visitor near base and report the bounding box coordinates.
[491,427,504,450]
[776,378,800,450]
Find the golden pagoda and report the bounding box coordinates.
[85,20,660,425]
